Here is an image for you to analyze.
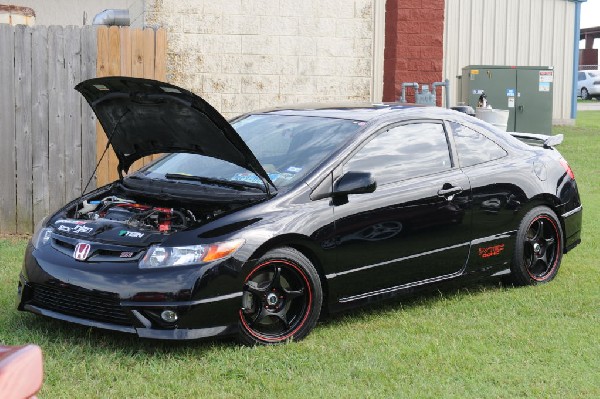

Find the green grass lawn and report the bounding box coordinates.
[1,113,599,398]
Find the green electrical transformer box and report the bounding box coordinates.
[460,65,554,133]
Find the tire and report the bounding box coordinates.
[581,87,590,100]
[238,247,323,345]
[509,206,563,286]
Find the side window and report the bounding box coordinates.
[578,72,586,81]
[450,122,507,167]
[345,123,451,185]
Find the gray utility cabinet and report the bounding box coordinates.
[460,65,554,133]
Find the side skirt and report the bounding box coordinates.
[331,231,516,309]
[338,270,463,304]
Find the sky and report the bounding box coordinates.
[580,0,599,50]
[580,0,599,29]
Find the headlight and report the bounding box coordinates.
[139,239,244,269]
[31,217,53,249]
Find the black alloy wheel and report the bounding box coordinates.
[238,247,322,345]
[510,206,563,285]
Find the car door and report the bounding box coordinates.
[448,121,527,273]
[326,121,472,302]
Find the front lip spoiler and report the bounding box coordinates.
[136,325,237,340]
[24,304,136,334]
[24,304,238,340]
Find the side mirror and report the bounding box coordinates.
[333,171,376,196]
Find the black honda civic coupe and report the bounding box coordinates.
[18,77,582,345]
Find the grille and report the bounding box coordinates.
[51,236,143,262]
[31,284,133,326]
[51,237,75,256]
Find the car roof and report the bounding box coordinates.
[249,103,507,131]
[252,103,529,150]
[252,102,435,122]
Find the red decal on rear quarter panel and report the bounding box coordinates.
[478,244,505,258]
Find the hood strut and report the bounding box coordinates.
[255,170,276,197]
[81,109,131,196]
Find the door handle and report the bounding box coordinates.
[518,105,524,112]
[438,186,463,201]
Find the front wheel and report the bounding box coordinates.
[509,206,563,285]
[238,247,322,345]
[581,87,590,100]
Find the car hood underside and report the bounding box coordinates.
[76,77,273,188]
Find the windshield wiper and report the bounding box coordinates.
[164,173,265,192]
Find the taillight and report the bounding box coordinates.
[559,159,575,179]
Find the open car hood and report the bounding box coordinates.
[76,77,274,190]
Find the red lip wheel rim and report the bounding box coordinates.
[239,260,313,343]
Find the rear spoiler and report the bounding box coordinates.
[509,132,564,148]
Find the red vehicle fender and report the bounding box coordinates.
[0,345,43,399]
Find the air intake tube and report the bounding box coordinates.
[92,9,130,26]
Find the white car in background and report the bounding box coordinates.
[577,70,600,100]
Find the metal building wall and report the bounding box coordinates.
[444,0,575,124]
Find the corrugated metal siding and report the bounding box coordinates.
[444,0,575,122]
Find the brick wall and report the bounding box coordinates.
[383,0,444,102]
[144,0,375,118]
[580,49,598,67]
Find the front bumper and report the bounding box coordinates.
[17,242,244,340]
[21,303,238,339]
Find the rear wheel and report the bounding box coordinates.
[509,206,563,285]
[238,247,322,345]
[581,87,590,100]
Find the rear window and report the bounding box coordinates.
[450,122,507,167]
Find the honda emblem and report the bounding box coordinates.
[73,243,91,261]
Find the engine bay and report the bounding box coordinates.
[71,196,198,233]
[51,186,246,237]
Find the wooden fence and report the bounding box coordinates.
[0,25,166,234]
[95,26,167,186]
[0,24,96,234]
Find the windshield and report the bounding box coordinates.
[588,71,599,78]
[139,114,363,189]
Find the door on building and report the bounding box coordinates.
[514,69,553,133]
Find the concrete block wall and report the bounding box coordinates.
[129,0,145,28]
[144,0,375,118]
[383,0,445,102]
